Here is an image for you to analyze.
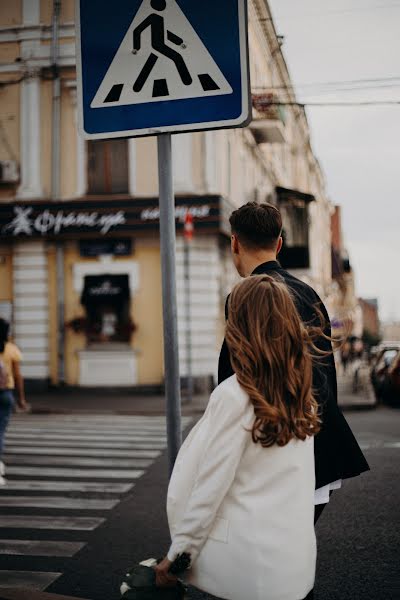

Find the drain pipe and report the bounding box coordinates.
[51,0,65,384]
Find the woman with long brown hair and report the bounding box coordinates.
[156,275,321,600]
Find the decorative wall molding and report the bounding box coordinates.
[73,259,140,296]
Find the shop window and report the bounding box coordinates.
[87,139,129,194]
[80,274,134,343]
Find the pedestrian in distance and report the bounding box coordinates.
[155,275,321,600]
[218,202,369,524]
[0,318,28,485]
[340,339,351,374]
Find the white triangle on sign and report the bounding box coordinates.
[91,0,233,108]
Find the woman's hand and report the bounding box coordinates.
[154,557,178,587]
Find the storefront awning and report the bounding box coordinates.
[81,275,130,306]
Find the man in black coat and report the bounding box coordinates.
[218,202,369,523]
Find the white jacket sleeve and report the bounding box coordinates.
[167,384,250,563]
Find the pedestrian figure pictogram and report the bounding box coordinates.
[132,0,192,93]
[91,0,233,109]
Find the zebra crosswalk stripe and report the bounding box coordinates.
[0,570,63,590]
[0,496,119,510]
[0,413,193,593]
[4,446,161,457]
[2,480,134,493]
[6,466,145,479]
[4,455,155,468]
[0,540,85,557]
[0,516,105,530]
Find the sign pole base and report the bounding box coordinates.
[157,133,182,475]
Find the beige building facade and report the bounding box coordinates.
[0,0,333,390]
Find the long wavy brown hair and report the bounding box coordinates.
[226,275,321,447]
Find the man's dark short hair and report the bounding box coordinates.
[229,202,282,250]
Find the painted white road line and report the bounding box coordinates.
[7,419,173,428]
[4,439,167,449]
[6,466,144,479]
[0,496,119,510]
[6,432,167,442]
[0,570,62,590]
[8,421,170,428]
[4,447,161,458]
[7,428,169,438]
[11,416,191,423]
[359,441,400,450]
[2,480,134,493]
[4,455,154,469]
[0,515,104,530]
[0,540,85,557]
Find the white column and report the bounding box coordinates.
[13,241,49,381]
[23,0,40,25]
[173,133,193,193]
[17,72,43,200]
[67,85,87,197]
[204,131,217,193]
[175,236,219,379]
[76,121,87,197]
[128,139,136,196]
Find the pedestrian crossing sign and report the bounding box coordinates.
[76,0,250,138]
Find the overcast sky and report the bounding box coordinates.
[268,0,400,322]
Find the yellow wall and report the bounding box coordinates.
[64,242,88,385]
[0,81,20,163]
[135,137,159,196]
[0,79,20,201]
[1,43,20,63]
[41,0,74,24]
[0,1,22,26]
[131,240,164,385]
[63,240,164,386]
[0,246,13,302]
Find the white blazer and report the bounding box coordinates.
[167,375,316,600]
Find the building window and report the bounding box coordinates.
[87,139,129,194]
[275,186,315,270]
[80,275,134,344]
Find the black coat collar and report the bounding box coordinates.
[251,260,281,275]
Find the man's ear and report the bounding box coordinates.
[231,234,240,255]
[276,236,283,255]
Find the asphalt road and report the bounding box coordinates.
[2,404,399,600]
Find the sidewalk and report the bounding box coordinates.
[25,388,209,417]
[24,372,375,417]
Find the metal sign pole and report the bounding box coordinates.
[183,214,194,404]
[157,133,182,476]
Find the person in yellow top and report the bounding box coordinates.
[0,318,27,485]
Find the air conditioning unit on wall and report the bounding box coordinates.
[0,160,19,184]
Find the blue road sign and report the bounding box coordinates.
[76,0,250,138]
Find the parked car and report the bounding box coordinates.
[370,343,400,404]
[383,350,400,405]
